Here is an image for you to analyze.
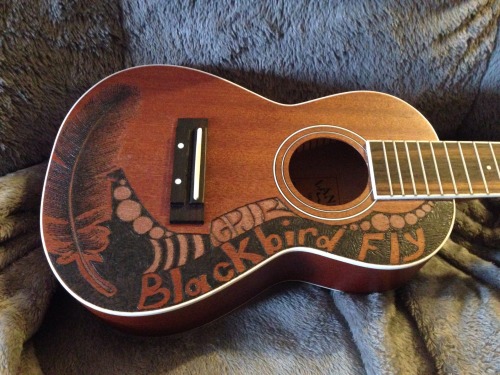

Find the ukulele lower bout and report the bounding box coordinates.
[41,65,457,334]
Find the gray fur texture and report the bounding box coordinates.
[0,1,124,176]
[0,1,498,374]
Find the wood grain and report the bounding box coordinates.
[41,66,458,334]
[61,66,439,233]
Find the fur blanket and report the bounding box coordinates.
[0,1,499,374]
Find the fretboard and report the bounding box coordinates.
[367,141,500,199]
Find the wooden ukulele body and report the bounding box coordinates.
[41,66,455,334]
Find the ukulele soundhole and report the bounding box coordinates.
[274,125,374,220]
[289,138,368,207]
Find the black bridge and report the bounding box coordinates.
[170,118,208,224]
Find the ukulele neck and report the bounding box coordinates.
[367,140,500,200]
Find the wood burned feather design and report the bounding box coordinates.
[43,85,139,297]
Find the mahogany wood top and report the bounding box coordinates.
[40,66,465,334]
[58,66,444,234]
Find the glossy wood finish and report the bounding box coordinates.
[41,66,458,335]
[60,66,437,234]
[90,251,424,335]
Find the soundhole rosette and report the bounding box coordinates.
[274,125,375,221]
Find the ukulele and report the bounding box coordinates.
[41,65,500,334]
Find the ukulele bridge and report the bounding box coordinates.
[170,118,208,224]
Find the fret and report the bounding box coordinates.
[430,143,443,195]
[382,142,393,196]
[393,142,405,196]
[490,143,500,179]
[458,142,473,194]
[417,142,441,195]
[416,142,430,195]
[443,142,471,194]
[476,143,500,194]
[443,143,458,194]
[404,142,417,195]
[473,143,489,194]
[406,142,427,195]
[376,141,402,197]
[368,141,392,196]
[395,142,416,195]
[368,140,500,199]
[460,142,488,194]
[385,142,403,195]
[368,141,412,197]
[430,142,455,194]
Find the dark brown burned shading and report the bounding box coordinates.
[49,166,453,312]
[43,85,140,297]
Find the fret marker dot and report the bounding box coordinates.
[175,178,182,185]
[486,165,492,170]
[178,143,184,149]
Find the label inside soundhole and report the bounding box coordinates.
[289,138,368,207]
